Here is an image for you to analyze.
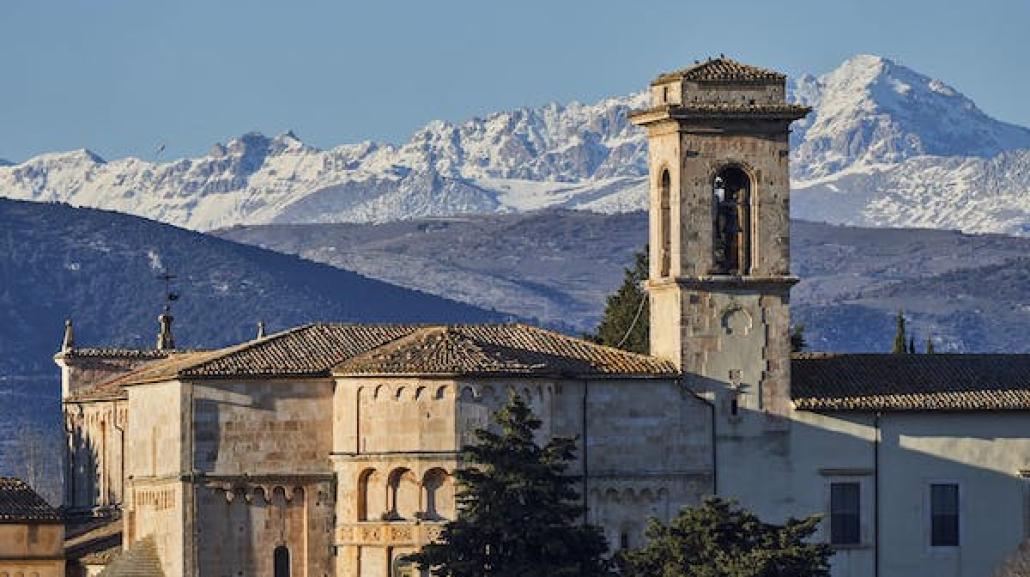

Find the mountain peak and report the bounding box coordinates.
[792,54,1030,179]
[0,54,1027,237]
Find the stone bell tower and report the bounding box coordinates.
[630,57,809,422]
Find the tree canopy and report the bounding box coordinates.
[619,497,832,577]
[411,392,613,577]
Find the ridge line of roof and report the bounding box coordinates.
[330,326,448,374]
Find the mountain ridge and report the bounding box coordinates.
[1,55,1028,235]
[216,209,1030,355]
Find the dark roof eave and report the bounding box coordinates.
[119,370,336,386]
[64,393,128,403]
[650,75,784,86]
[0,517,64,524]
[332,371,680,380]
[630,105,811,124]
[793,401,1030,413]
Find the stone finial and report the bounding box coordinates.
[157,309,175,351]
[62,318,75,351]
[257,321,267,339]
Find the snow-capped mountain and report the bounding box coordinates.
[1,55,1029,235]
[791,55,1030,179]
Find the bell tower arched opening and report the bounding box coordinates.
[712,166,751,275]
[659,169,672,277]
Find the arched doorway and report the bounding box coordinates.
[712,166,751,275]
[274,545,290,577]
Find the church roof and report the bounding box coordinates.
[652,57,785,85]
[334,324,675,377]
[792,353,1030,411]
[66,350,213,402]
[94,323,676,387]
[0,477,60,523]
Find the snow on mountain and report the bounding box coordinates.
[1,55,1028,235]
[794,149,1030,235]
[792,54,1030,179]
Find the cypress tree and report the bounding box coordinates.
[927,334,936,354]
[891,310,907,354]
[908,336,916,354]
[592,249,649,354]
[411,392,613,577]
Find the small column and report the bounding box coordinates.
[62,318,75,351]
[157,308,175,351]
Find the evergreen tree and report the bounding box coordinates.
[926,334,936,354]
[789,324,807,353]
[592,249,649,354]
[619,497,832,577]
[908,336,916,354]
[411,393,613,577]
[891,310,907,354]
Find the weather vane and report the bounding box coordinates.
[157,270,180,312]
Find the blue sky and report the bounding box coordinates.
[2,0,1027,162]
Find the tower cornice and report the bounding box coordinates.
[630,103,811,126]
[646,275,799,292]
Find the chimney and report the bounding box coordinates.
[62,318,75,351]
[256,321,267,339]
[157,309,175,351]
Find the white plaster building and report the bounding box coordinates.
[56,58,1030,577]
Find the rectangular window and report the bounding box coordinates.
[830,482,861,545]
[930,483,960,547]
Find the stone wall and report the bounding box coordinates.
[192,378,333,475]
[195,481,334,577]
[63,400,127,512]
[125,480,185,577]
[0,523,64,577]
[331,375,712,576]
[124,381,185,576]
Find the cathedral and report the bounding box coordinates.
[57,58,1030,577]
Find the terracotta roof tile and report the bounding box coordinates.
[103,323,675,385]
[335,324,677,377]
[791,353,1030,411]
[654,57,784,84]
[0,477,60,522]
[67,351,217,400]
[180,324,416,378]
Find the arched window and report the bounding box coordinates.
[274,545,290,577]
[659,169,672,277]
[388,468,419,520]
[423,468,452,520]
[358,468,382,521]
[713,166,751,275]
